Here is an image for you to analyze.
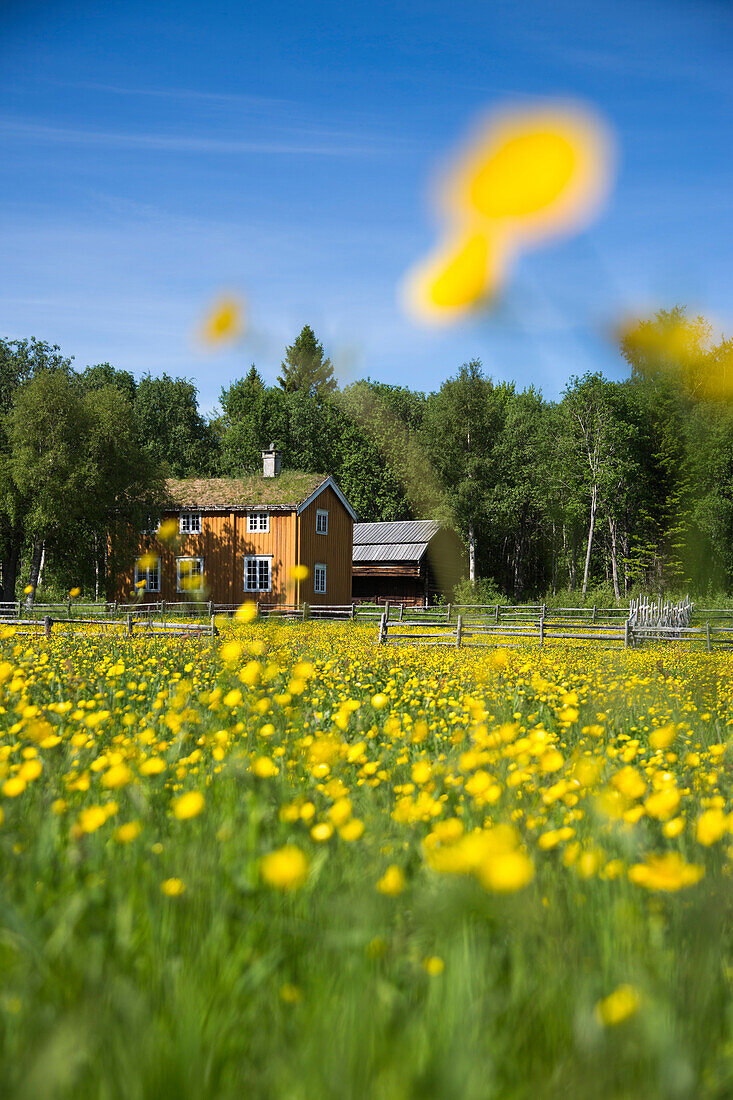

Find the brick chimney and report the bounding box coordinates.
[262,443,281,478]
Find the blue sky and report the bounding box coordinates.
[2,0,732,412]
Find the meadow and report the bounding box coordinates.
[2,618,733,1098]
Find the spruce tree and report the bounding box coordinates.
[278,325,336,397]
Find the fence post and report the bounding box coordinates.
[67,600,72,619]
[539,609,545,647]
[208,600,214,619]
[624,619,630,648]
[210,614,216,638]
[16,600,20,619]
[126,614,133,637]
[302,602,309,622]
[456,614,463,648]
[706,621,711,653]
[399,603,404,622]
[351,602,357,620]
[446,602,452,623]
[495,603,500,623]
[592,605,597,623]
[44,615,52,639]
[384,599,390,622]
[378,613,386,645]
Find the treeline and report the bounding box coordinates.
[2,309,733,602]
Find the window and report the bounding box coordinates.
[316,509,329,535]
[135,557,160,592]
[244,556,272,592]
[247,512,269,533]
[177,557,204,592]
[314,563,327,594]
[179,513,202,534]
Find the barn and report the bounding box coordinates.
[113,449,357,606]
[351,520,466,606]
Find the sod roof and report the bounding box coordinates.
[164,472,329,511]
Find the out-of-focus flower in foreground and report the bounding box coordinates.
[402,102,613,324]
[200,295,245,345]
[595,984,641,1027]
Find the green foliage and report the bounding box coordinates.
[278,325,337,397]
[134,373,217,477]
[452,576,504,605]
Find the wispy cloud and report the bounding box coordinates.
[45,77,289,109]
[0,116,406,157]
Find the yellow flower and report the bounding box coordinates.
[478,849,534,893]
[2,777,26,798]
[157,519,177,542]
[327,797,352,826]
[290,564,309,582]
[161,877,186,896]
[139,757,166,776]
[77,805,108,834]
[422,956,445,976]
[628,853,704,891]
[69,587,81,598]
[371,693,389,710]
[18,759,42,782]
[115,821,142,844]
[219,640,243,666]
[234,602,258,623]
[101,764,133,789]
[200,294,245,345]
[310,822,334,842]
[279,983,301,1004]
[649,724,676,750]
[23,584,33,595]
[697,808,727,846]
[252,756,278,778]
[260,845,309,890]
[172,791,205,820]
[376,865,405,896]
[339,819,365,841]
[595,984,641,1027]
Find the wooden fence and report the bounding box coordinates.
[377,604,732,652]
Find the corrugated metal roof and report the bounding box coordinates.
[353,519,440,546]
[353,542,432,563]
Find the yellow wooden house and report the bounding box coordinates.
[113,451,356,606]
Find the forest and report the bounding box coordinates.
[2,306,733,604]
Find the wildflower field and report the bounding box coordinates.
[2,621,733,1098]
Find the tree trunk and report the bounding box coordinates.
[25,537,45,609]
[608,514,621,601]
[468,523,476,583]
[581,481,597,597]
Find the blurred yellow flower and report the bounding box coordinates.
[376,865,405,896]
[422,956,445,976]
[628,852,704,891]
[23,585,33,595]
[290,564,309,582]
[402,102,612,323]
[101,764,133,790]
[158,519,178,542]
[115,821,142,844]
[161,877,186,896]
[200,294,245,345]
[595,984,641,1027]
[172,791,205,820]
[235,601,258,623]
[69,587,81,598]
[260,845,309,890]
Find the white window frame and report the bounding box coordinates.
[244,555,272,593]
[177,556,204,593]
[135,557,161,593]
[179,512,202,534]
[314,563,327,594]
[247,512,270,533]
[316,509,329,535]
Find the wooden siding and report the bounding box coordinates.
[113,510,298,605]
[296,486,353,605]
